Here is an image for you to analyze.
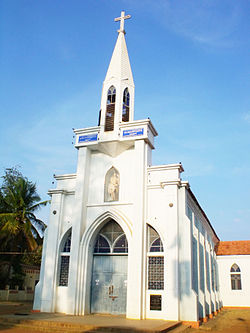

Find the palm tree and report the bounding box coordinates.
[0,167,48,253]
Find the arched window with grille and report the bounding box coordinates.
[58,229,71,286]
[147,225,164,290]
[147,225,164,312]
[105,86,116,131]
[93,220,128,254]
[230,263,242,290]
[122,88,130,122]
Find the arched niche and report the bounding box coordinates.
[104,167,120,202]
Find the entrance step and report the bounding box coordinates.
[0,315,184,333]
[168,325,191,333]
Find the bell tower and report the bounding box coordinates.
[99,11,135,140]
[74,11,157,158]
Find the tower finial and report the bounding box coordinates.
[114,10,131,34]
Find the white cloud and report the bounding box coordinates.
[231,165,250,176]
[243,112,250,123]
[132,0,244,48]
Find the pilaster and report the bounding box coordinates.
[164,183,179,320]
[126,140,146,319]
[68,147,91,314]
[40,191,64,312]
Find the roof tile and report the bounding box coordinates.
[216,241,250,256]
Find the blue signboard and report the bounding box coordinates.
[78,133,98,143]
[123,128,144,137]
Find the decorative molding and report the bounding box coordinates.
[180,180,189,188]
[160,180,181,188]
[87,202,133,208]
[147,185,162,190]
[54,174,76,180]
[47,189,75,196]
[120,118,158,137]
[148,163,184,173]
[74,126,100,135]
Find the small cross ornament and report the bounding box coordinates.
[114,11,131,33]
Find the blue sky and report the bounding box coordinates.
[1,0,250,240]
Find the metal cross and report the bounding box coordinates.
[114,11,131,33]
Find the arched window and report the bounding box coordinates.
[93,220,128,254]
[113,234,128,253]
[105,86,116,131]
[94,235,110,253]
[147,225,164,292]
[58,229,71,286]
[230,263,242,290]
[122,88,130,122]
[148,225,164,252]
[104,167,120,202]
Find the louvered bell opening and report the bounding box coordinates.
[105,104,115,131]
[122,105,129,122]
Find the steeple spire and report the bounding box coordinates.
[99,11,135,137]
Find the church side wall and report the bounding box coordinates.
[217,255,250,307]
[178,186,199,322]
[186,191,221,322]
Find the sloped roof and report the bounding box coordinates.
[216,241,250,255]
[187,188,220,243]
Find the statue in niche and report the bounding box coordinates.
[104,167,120,202]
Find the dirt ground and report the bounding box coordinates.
[186,308,250,333]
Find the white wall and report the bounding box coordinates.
[217,255,250,307]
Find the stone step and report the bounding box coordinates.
[168,325,191,333]
[0,317,183,333]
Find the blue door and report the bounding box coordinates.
[91,255,128,314]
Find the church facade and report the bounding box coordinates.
[33,12,250,326]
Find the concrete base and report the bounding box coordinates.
[0,304,183,333]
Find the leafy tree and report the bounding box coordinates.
[0,167,49,287]
[21,246,43,266]
[0,167,48,253]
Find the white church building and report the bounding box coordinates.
[34,11,250,327]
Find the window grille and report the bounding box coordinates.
[93,220,128,254]
[230,264,242,290]
[59,256,70,286]
[58,229,71,286]
[148,257,164,290]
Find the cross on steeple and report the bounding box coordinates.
[114,11,131,34]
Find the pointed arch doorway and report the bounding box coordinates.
[90,219,128,314]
